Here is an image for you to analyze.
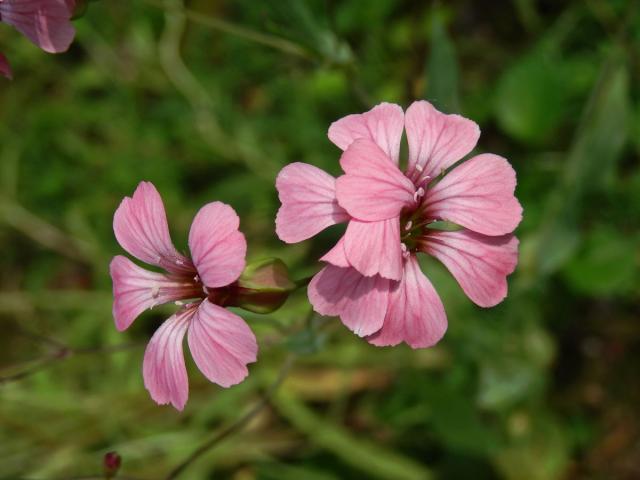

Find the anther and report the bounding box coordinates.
[413,187,425,203]
[151,285,160,299]
[405,220,413,231]
[401,243,410,259]
[175,300,185,306]
[415,164,424,172]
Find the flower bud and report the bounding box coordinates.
[103,451,121,478]
[229,258,296,314]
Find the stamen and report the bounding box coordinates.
[175,300,185,306]
[413,187,425,203]
[193,274,200,283]
[415,164,424,172]
[150,285,160,299]
[404,220,413,231]
[401,243,410,259]
[175,259,184,265]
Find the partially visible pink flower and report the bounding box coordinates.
[0,0,76,78]
[110,182,257,410]
[276,101,522,348]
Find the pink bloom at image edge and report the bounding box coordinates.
[0,0,76,78]
[109,182,258,411]
[276,101,523,348]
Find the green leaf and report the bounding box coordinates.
[522,53,630,278]
[273,391,434,480]
[562,226,638,296]
[425,8,460,113]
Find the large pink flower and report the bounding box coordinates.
[110,182,257,410]
[0,0,76,78]
[276,101,522,348]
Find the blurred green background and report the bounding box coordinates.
[1,0,639,478]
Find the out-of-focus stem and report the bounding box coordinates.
[165,354,296,480]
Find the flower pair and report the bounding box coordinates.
[0,0,77,78]
[111,101,522,410]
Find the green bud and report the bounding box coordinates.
[227,258,296,314]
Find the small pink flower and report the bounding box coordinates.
[276,101,522,348]
[110,182,257,410]
[0,0,76,78]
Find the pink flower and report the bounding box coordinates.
[276,101,522,348]
[0,0,76,78]
[110,182,257,410]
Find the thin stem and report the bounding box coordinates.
[143,0,313,60]
[0,342,142,386]
[165,355,296,480]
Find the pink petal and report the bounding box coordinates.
[0,0,75,53]
[343,218,403,280]
[319,236,350,268]
[335,138,415,221]
[187,300,257,388]
[275,162,349,243]
[109,256,201,332]
[328,102,404,164]
[0,53,12,79]
[308,265,391,337]
[425,154,523,236]
[421,230,519,307]
[405,100,480,182]
[368,255,447,349]
[188,202,247,288]
[113,181,191,274]
[143,309,192,411]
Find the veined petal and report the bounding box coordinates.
[405,100,480,182]
[0,0,75,53]
[335,139,415,221]
[113,181,191,274]
[368,256,447,349]
[421,230,519,307]
[189,202,246,288]
[275,162,349,243]
[187,300,257,388]
[308,265,391,337]
[319,236,350,268]
[143,308,192,411]
[343,218,403,280]
[0,53,12,79]
[109,256,201,331]
[328,102,404,164]
[425,154,523,236]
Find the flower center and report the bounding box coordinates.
[399,172,438,253]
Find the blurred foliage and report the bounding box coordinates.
[1,0,639,479]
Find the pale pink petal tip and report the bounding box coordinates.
[328,102,405,164]
[308,265,390,337]
[187,301,258,388]
[368,256,447,349]
[189,201,247,288]
[113,181,188,271]
[424,230,519,307]
[335,138,415,222]
[426,153,523,236]
[275,162,349,243]
[405,100,480,180]
[0,53,12,79]
[143,312,191,411]
[0,0,76,53]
